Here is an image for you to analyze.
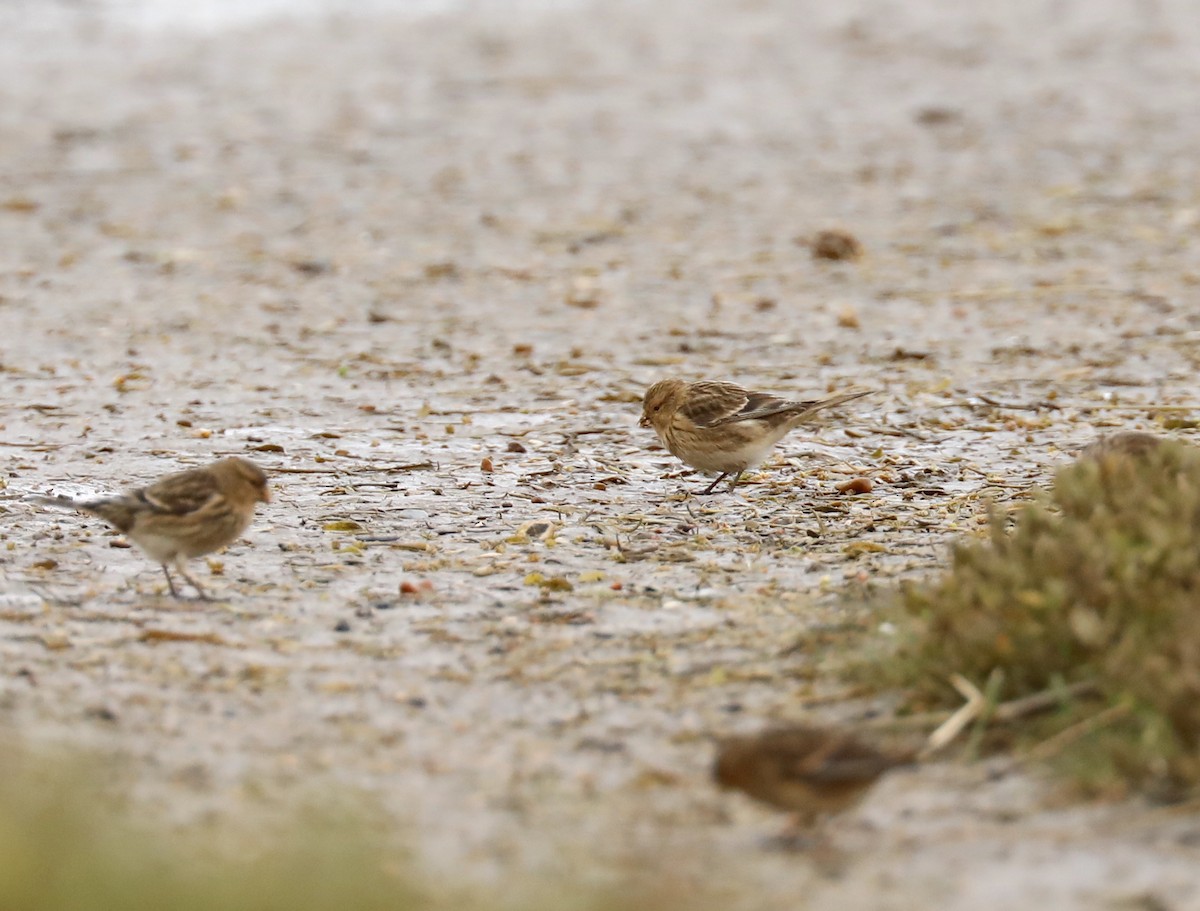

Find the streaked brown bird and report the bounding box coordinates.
[35,457,270,600]
[639,378,871,494]
[713,725,914,825]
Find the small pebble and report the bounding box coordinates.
[810,229,863,261]
[334,620,351,633]
[836,477,874,494]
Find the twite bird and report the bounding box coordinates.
[640,378,871,494]
[34,457,270,600]
[713,725,913,825]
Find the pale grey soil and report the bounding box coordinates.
[3,0,1200,907]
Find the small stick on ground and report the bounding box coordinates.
[975,393,1061,411]
[863,680,1101,736]
[269,462,433,475]
[920,674,987,758]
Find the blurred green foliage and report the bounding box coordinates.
[878,440,1200,796]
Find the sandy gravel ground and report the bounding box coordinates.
[3,0,1200,907]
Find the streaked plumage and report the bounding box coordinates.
[639,378,871,493]
[35,457,270,600]
[713,725,913,824]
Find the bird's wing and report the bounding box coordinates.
[800,754,900,784]
[138,468,224,516]
[710,389,872,427]
[697,387,807,427]
[676,382,776,427]
[793,737,905,784]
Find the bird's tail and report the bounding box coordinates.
[28,494,81,510]
[792,389,873,420]
[29,494,136,531]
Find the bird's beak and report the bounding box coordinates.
[259,486,272,504]
[638,414,650,428]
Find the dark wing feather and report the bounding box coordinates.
[711,389,872,428]
[714,394,821,426]
[681,384,872,428]
[744,728,900,785]
[800,754,903,785]
[691,384,816,427]
[138,468,222,515]
[674,381,751,427]
[678,381,804,428]
[791,736,907,784]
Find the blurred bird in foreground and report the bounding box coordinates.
[34,457,270,600]
[713,725,915,827]
[639,378,871,494]
[1078,430,1163,463]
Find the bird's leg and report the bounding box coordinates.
[174,557,212,601]
[725,470,744,493]
[700,472,730,495]
[765,810,848,875]
[766,811,822,853]
[160,564,182,600]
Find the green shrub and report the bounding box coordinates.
[882,440,1200,795]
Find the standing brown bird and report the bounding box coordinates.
[713,726,914,825]
[35,457,270,600]
[639,378,871,494]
